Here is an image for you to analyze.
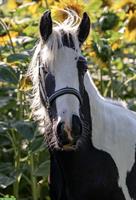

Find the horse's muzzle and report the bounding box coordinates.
[57,115,82,150]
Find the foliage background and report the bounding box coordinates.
[0,0,136,199]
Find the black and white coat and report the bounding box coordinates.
[28,10,136,200]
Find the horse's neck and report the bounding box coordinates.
[50,142,92,200]
[83,71,112,146]
[84,71,136,133]
[84,71,120,144]
[84,71,103,113]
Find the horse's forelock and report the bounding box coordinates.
[54,9,81,31]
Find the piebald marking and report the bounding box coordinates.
[28,10,136,199]
[84,72,136,200]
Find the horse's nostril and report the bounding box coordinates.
[57,122,70,145]
[57,122,64,133]
[72,115,82,139]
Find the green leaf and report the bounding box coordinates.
[0,136,10,147]
[34,160,50,177]
[3,196,16,199]
[87,0,102,13]
[0,162,14,174]
[99,12,119,31]
[0,121,8,134]
[23,24,38,37]
[0,174,16,189]
[0,64,18,84]
[13,121,35,140]
[0,97,12,108]
[86,0,102,22]
[29,136,46,154]
[7,53,29,63]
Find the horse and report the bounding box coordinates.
[28,10,136,200]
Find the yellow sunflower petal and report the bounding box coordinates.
[112,0,136,11]
[6,0,17,10]
[0,31,18,46]
[124,12,136,41]
[102,0,113,7]
[51,0,84,21]
[19,76,32,92]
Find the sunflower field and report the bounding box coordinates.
[0,0,136,199]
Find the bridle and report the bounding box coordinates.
[49,87,83,105]
[38,53,88,109]
[39,66,83,108]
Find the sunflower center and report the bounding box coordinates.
[128,15,136,31]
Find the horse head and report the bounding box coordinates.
[30,10,90,151]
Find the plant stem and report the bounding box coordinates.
[19,90,24,120]
[108,61,114,98]
[10,130,20,200]
[11,86,24,199]
[30,154,38,200]
[13,150,20,200]
[45,0,49,9]
[100,68,103,95]
[0,19,15,54]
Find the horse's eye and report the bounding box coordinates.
[77,56,88,74]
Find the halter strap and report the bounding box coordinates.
[40,83,83,107]
[49,87,83,105]
[39,64,83,107]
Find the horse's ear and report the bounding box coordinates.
[40,10,52,41]
[78,12,90,44]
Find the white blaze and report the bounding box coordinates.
[54,47,80,133]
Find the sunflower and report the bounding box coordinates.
[113,0,136,13]
[51,0,84,21]
[89,51,109,68]
[125,11,136,41]
[85,40,110,69]
[19,75,32,92]
[23,0,54,7]
[0,31,18,46]
[102,0,113,8]
[111,40,121,51]
[112,0,136,42]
